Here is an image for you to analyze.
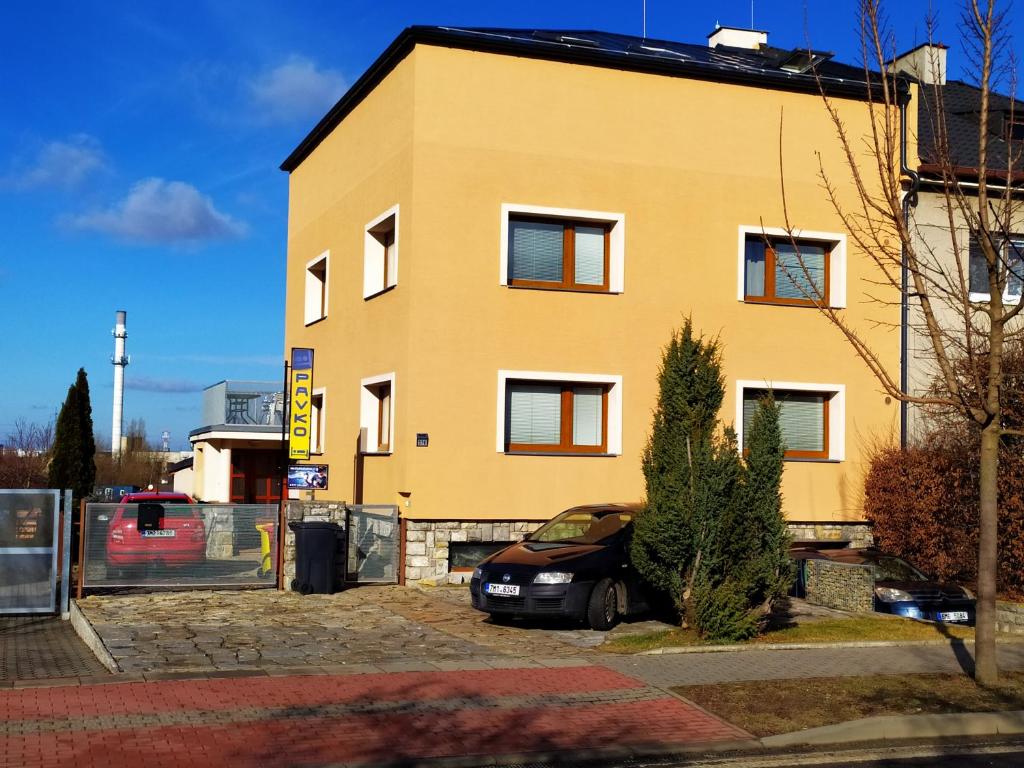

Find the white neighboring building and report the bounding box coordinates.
[188,381,285,503]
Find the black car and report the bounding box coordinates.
[792,546,976,624]
[469,503,650,630]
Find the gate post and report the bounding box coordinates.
[60,490,72,617]
[76,499,87,601]
[398,516,407,586]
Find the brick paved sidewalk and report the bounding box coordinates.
[0,618,108,682]
[0,666,749,767]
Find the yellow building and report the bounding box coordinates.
[281,26,900,581]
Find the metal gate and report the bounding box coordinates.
[0,490,66,614]
[346,505,399,584]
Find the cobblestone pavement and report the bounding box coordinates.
[0,617,108,682]
[0,666,751,767]
[76,586,657,674]
[604,642,1024,686]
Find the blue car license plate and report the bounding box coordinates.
[938,611,968,622]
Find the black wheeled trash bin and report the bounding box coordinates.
[288,521,346,594]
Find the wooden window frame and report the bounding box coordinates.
[506,381,609,454]
[375,382,391,453]
[744,235,831,307]
[508,216,611,293]
[743,389,830,460]
[305,255,328,325]
[364,207,398,300]
[310,392,324,455]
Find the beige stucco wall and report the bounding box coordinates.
[283,44,901,524]
[907,188,1024,441]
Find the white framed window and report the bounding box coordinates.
[304,251,329,325]
[363,205,399,299]
[737,226,846,308]
[735,380,845,462]
[310,388,326,455]
[360,373,395,454]
[500,204,625,293]
[969,236,1024,303]
[496,370,622,455]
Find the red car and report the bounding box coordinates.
[105,492,206,575]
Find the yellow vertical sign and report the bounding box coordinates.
[288,348,314,461]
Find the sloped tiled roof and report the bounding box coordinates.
[917,79,1021,172]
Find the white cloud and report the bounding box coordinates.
[249,55,347,122]
[11,134,106,190]
[66,178,246,244]
[126,376,204,394]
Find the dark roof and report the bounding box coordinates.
[281,26,886,172]
[917,78,1022,175]
[167,457,193,473]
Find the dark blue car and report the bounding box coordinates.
[792,547,975,624]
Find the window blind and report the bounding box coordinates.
[969,236,1024,297]
[1007,239,1023,297]
[744,238,766,297]
[774,242,825,300]
[510,220,564,283]
[508,383,561,445]
[743,390,826,454]
[572,386,603,446]
[574,226,605,285]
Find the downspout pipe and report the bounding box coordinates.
[899,83,921,449]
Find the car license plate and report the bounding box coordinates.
[141,529,175,538]
[939,611,968,622]
[485,583,520,596]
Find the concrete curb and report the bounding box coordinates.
[635,637,1024,655]
[69,601,120,674]
[760,709,1024,747]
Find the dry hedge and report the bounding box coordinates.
[865,443,1024,598]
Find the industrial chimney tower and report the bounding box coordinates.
[111,310,129,455]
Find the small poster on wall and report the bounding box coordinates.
[288,464,329,490]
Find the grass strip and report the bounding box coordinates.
[602,616,979,654]
[674,672,1024,737]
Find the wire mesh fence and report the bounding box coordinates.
[82,502,279,589]
[346,505,399,584]
[0,490,60,613]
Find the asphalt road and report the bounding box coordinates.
[623,738,1024,768]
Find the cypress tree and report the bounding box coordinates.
[48,368,97,502]
[74,368,97,498]
[631,320,724,612]
[632,323,791,641]
[738,394,792,613]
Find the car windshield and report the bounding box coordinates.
[868,555,928,582]
[117,504,199,520]
[528,511,632,544]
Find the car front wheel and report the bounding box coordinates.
[587,578,619,630]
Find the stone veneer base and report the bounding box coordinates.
[404,519,874,584]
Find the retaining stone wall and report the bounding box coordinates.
[787,522,873,547]
[283,500,347,589]
[804,558,875,612]
[404,520,543,583]
[997,600,1024,634]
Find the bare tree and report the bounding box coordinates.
[0,419,54,488]
[776,1,1022,682]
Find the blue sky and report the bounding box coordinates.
[1,0,1018,451]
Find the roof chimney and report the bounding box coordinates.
[892,43,948,85]
[707,25,768,50]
